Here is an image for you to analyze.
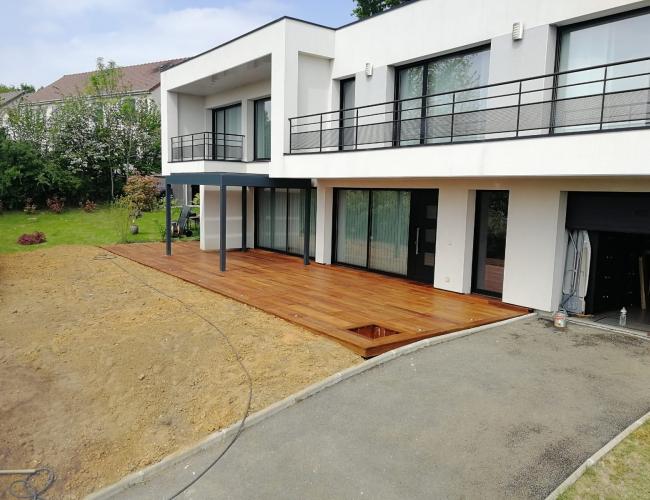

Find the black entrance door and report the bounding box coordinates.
[407,190,439,283]
[472,190,509,297]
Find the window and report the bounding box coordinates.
[339,78,355,149]
[254,97,272,160]
[335,189,412,276]
[556,9,650,132]
[255,188,316,257]
[396,46,490,144]
[212,104,241,160]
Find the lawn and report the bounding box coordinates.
[559,419,650,499]
[0,205,192,253]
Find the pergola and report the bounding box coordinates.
[164,173,313,272]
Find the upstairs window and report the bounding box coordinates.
[396,46,490,145]
[254,97,271,160]
[212,104,241,160]
[556,9,650,132]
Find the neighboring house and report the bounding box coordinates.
[0,90,26,110]
[25,58,193,202]
[160,0,650,321]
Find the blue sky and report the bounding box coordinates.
[1,0,356,88]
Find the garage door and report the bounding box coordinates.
[566,192,650,234]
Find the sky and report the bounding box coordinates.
[0,0,356,88]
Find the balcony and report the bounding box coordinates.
[288,57,650,155]
[170,132,244,162]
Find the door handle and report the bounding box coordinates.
[415,227,420,255]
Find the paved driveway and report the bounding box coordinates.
[115,318,650,499]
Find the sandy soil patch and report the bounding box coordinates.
[0,246,360,499]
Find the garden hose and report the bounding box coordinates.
[1,468,55,500]
[92,252,253,499]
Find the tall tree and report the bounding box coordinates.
[352,0,410,19]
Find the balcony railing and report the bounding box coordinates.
[288,56,650,154]
[170,132,244,162]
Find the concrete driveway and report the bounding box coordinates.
[113,318,650,499]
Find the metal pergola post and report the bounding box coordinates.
[241,187,247,252]
[165,184,172,256]
[303,187,311,266]
[220,181,227,272]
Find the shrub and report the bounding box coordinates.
[46,196,65,213]
[82,200,97,213]
[17,231,46,245]
[23,198,37,214]
[109,197,133,244]
[122,175,160,213]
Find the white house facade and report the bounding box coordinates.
[161,0,650,318]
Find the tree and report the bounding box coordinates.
[0,83,35,94]
[352,0,410,19]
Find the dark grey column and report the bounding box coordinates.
[303,187,311,265]
[165,183,172,256]
[241,187,247,252]
[220,182,227,272]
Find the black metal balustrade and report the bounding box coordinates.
[289,56,650,154]
[170,132,245,162]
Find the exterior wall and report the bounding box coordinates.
[314,177,650,312]
[200,185,254,251]
[282,129,650,179]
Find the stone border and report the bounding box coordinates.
[86,313,536,499]
[545,409,650,499]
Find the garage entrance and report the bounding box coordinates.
[566,192,650,331]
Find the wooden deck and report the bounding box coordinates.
[103,242,528,357]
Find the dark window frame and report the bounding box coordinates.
[253,97,272,161]
[471,190,510,298]
[254,186,316,258]
[552,6,650,132]
[339,77,356,150]
[211,103,242,160]
[332,187,437,280]
[393,44,491,146]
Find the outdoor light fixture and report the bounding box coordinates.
[512,22,524,41]
[365,63,373,77]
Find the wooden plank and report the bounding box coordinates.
[102,242,528,357]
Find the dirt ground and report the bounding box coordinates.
[0,246,360,499]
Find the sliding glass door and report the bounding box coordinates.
[255,187,315,257]
[334,189,438,280]
[397,47,490,145]
[556,10,650,132]
[212,104,241,160]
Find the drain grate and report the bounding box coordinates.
[347,324,400,340]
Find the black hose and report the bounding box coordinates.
[92,253,253,499]
[6,468,55,500]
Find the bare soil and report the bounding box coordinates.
[0,246,360,499]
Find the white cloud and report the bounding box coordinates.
[1,0,288,87]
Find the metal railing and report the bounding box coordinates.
[289,56,650,154]
[170,132,244,162]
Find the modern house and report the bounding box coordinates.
[160,0,650,331]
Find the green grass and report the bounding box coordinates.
[0,205,195,253]
[559,420,650,499]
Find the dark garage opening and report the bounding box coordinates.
[567,192,650,331]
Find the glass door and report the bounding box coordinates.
[212,104,241,160]
[472,191,509,297]
[407,190,439,283]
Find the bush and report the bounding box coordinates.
[122,175,160,213]
[109,198,132,244]
[17,231,46,245]
[23,198,36,214]
[82,200,97,213]
[46,196,65,213]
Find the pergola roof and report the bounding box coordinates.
[165,172,311,189]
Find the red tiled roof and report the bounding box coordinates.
[27,58,186,103]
